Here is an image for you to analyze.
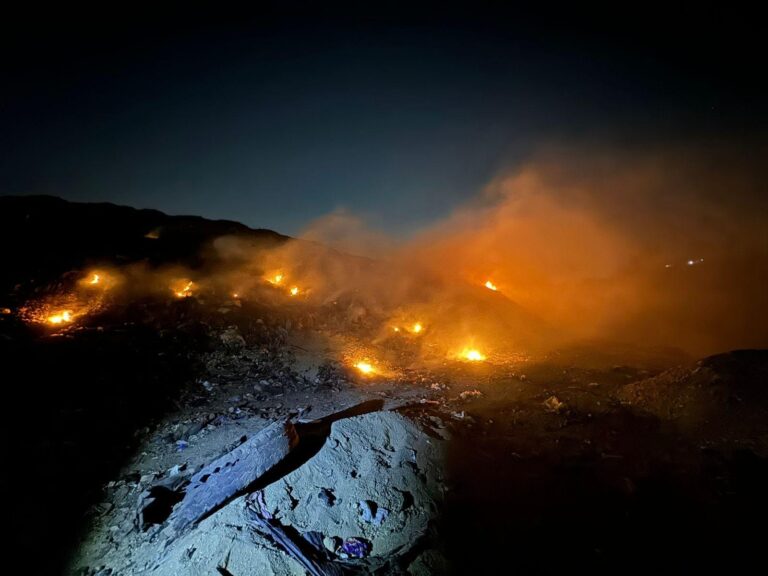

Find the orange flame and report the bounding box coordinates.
[354,361,376,375]
[48,310,73,325]
[484,280,498,291]
[460,348,486,362]
[173,281,194,298]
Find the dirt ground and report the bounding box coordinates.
[4,299,762,575]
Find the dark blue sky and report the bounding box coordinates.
[2,5,764,235]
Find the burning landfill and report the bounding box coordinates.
[2,181,768,575]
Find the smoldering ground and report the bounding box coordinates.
[261,142,768,357]
[45,142,764,359]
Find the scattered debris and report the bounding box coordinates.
[340,537,372,559]
[219,326,246,349]
[543,395,567,413]
[246,499,344,576]
[459,389,483,401]
[171,420,299,531]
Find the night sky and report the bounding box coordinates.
[2,4,765,236]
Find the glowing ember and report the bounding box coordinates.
[393,327,400,332]
[48,310,73,325]
[354,361,375,375]
[461,348,486,362]
[268,274,284,285]
[289,286,300,296]
[412,322,423,334]
[173,281,194,298]
[89,273,100,285]
[232,292,240,299]
[484,280,498,291]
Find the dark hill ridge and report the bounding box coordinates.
[0,195,289,292]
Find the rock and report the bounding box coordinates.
[543,395,566,413]
[408,549,450,576]
[93,502,113,516]
[219,326,245,349]
[140,473,157,484]
[318,488,336,506]
[322,535,339,553]
[359,500,389,526]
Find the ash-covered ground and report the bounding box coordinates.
[2,196,768,575]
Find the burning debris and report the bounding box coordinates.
[172,280,195,298]
[20,292,104,328]
[354,360,376,375]
[267,273,284,285]
[47,310,73,325]
[484,280,498,291]
[460,348,486,362]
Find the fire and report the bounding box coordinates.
[484,280,498,291]
[412,322,423,334]
[48,310,73,325]
[79,270,112,289]
[289,286,300,296]
[232,292,240,299]
[173,281,194,298]
[461,348,486,362]
[354,361,376,375]
[268,273,284,285]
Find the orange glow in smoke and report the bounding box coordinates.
[290,286,300,296]
[484,280,498,291]
[461,348,486,362]
[173,281,194,298]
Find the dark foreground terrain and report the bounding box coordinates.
[2,196,767,575]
